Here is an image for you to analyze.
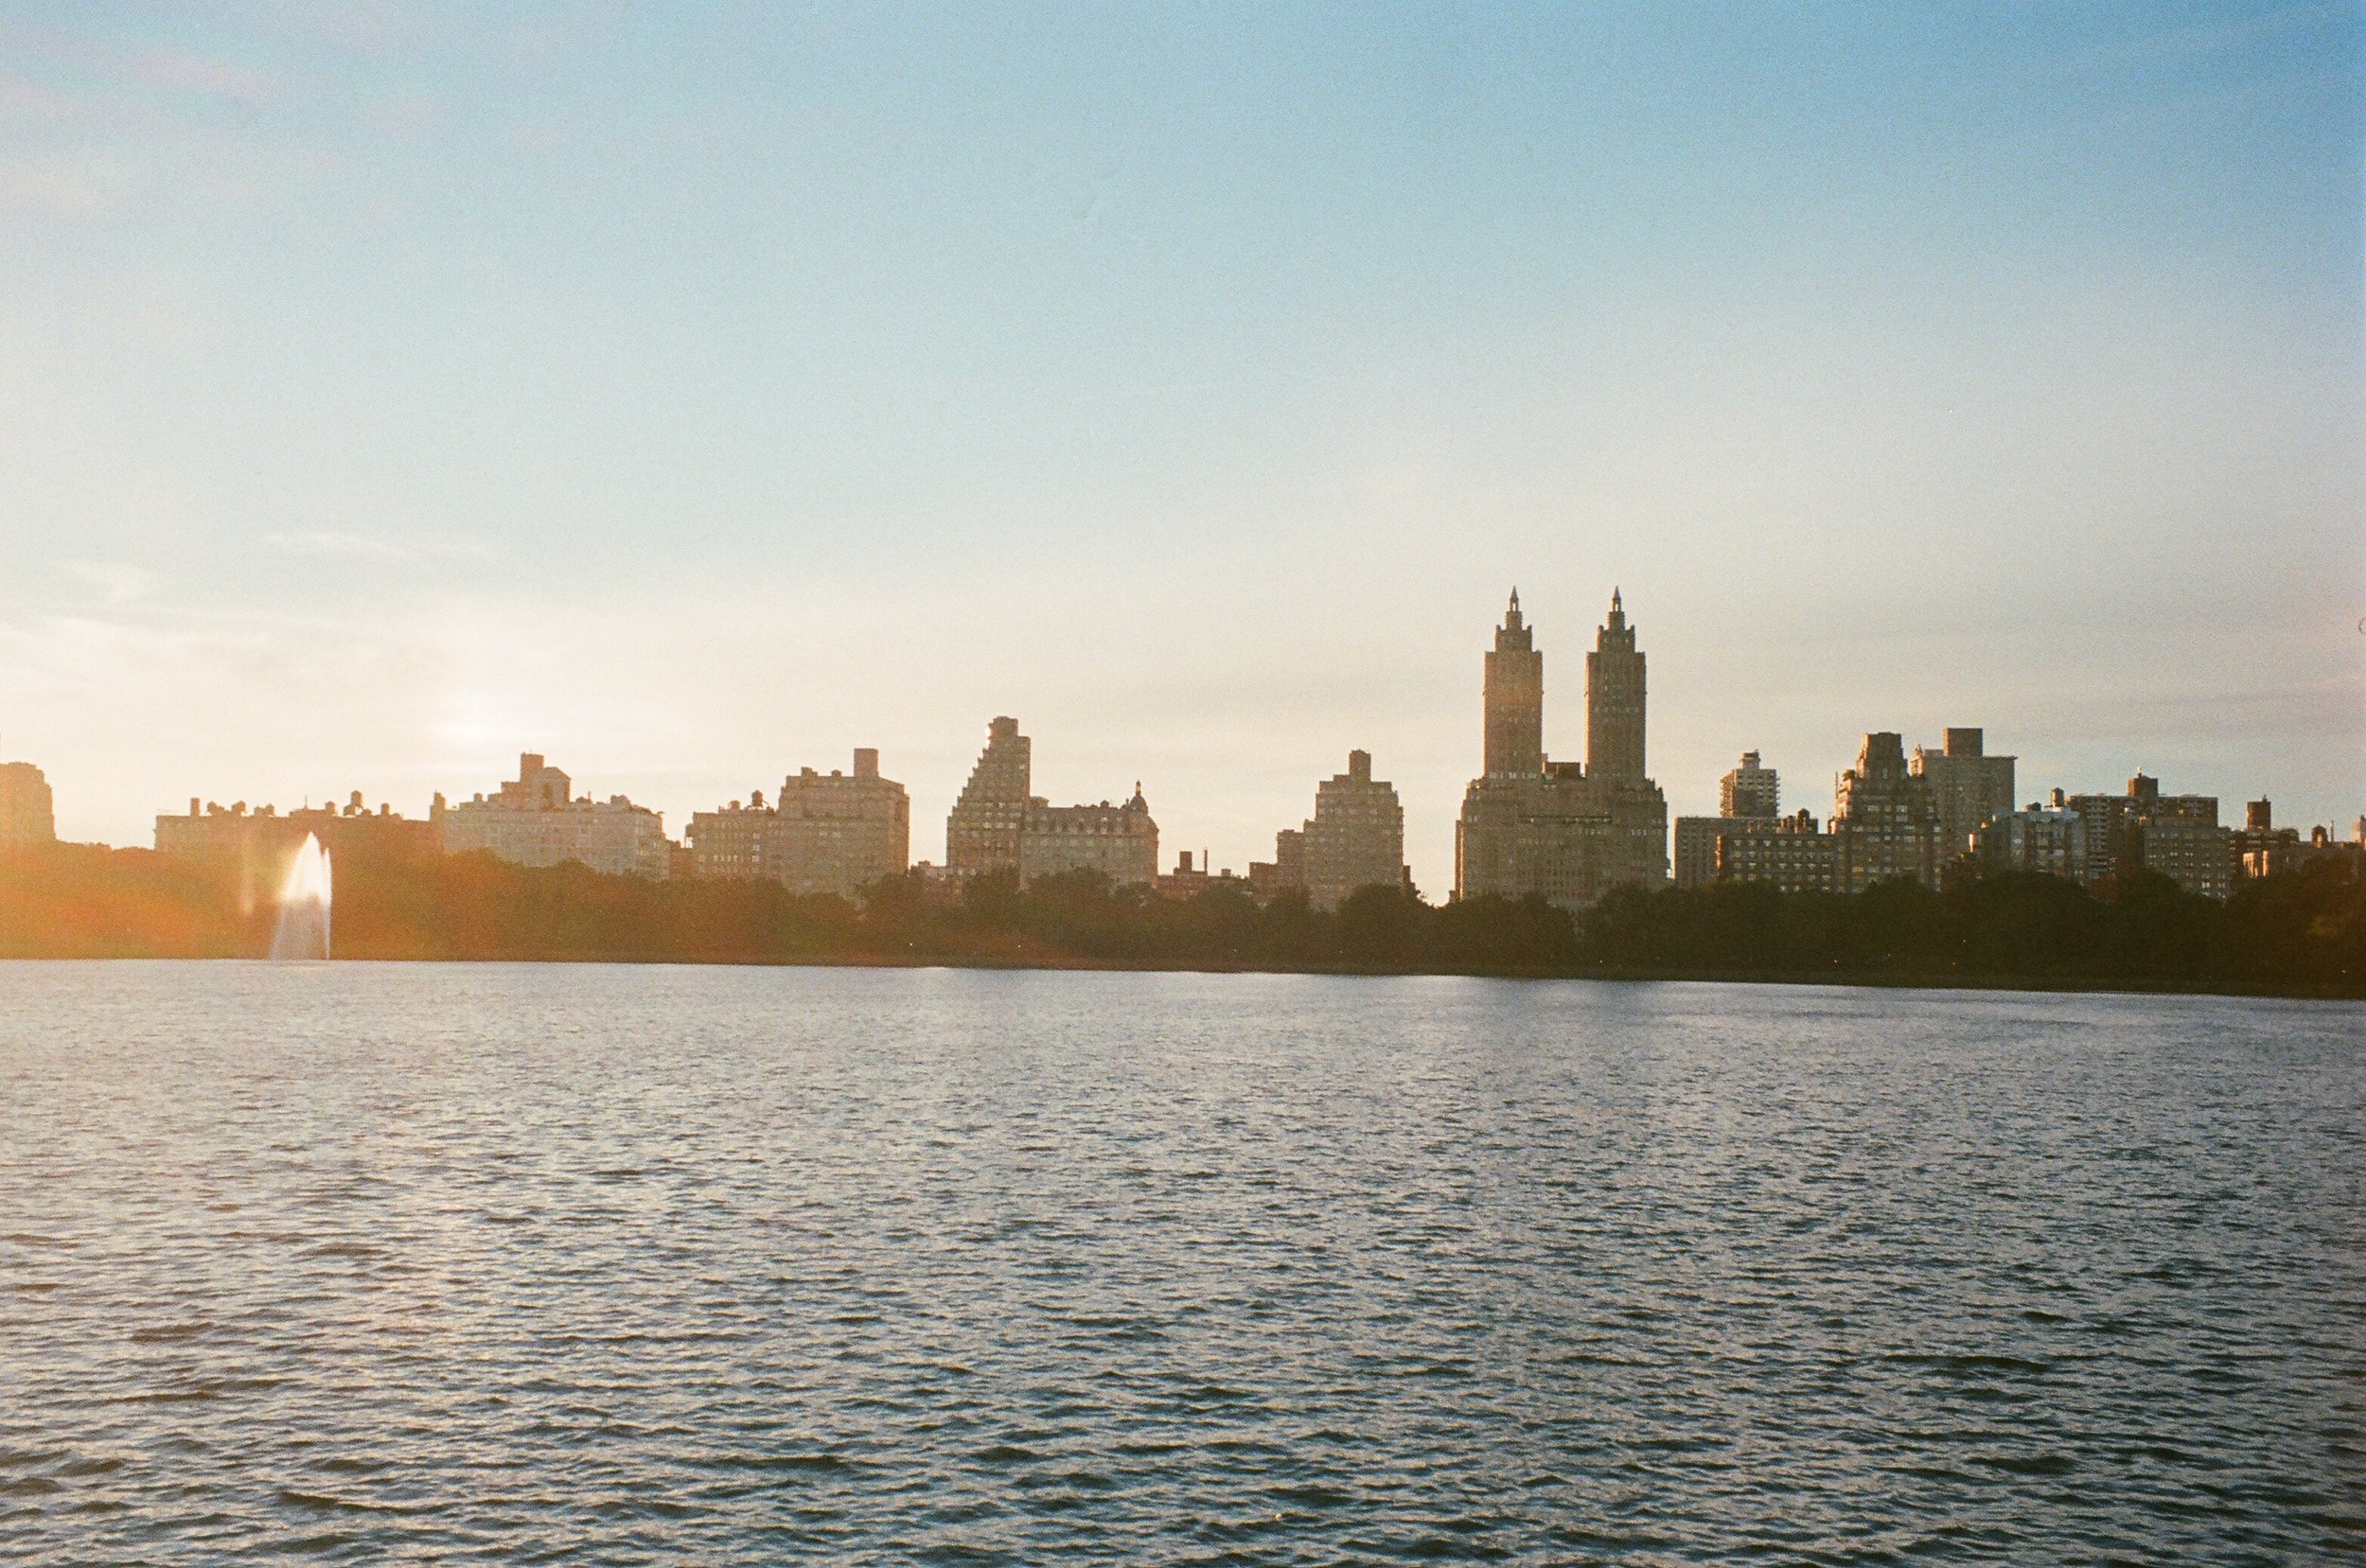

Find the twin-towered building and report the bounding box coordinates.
[1454,590,1669,907]
[123,588,2346,905]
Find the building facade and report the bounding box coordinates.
[436,754,672,878]
[946,717,1031,874]
[1017,794,1157,886]
[1974,805,2089,881]
[155,791,439,908]
[1716,809,1838,893]
[1298,749,1406,909]
[687,749,909,897]
[1720,750,1779,819]
[1674,749,1785,890]
[1831,732,1943,891]
[1253,826,1308,898]
[1455,590,1669,907]
[946,717,1157,886]
[0,760,56,849]
[2065,774,2232,897]
[1912,728,2016,856]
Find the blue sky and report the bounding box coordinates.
[1,2,2358,886]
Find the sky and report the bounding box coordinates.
[1,1,2358,890]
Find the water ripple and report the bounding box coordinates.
[0,962,2359,1563]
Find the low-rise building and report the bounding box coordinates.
[436,753,672,878]
[1157,849,1251,900]
[1018,792,1158,887]
[0,759,57,849]
[155,791,439,908]
[1716,809,1838,893]
[687,749,909,897]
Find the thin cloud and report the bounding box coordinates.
[269,530,414,560]
[0,152,137,215]
[127,50,274,105]
[267,530,493,562]
[59,559,156,605]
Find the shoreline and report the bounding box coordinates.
[7,950,2358,1003]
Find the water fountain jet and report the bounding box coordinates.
[270,833,332,960]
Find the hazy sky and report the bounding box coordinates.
[2,2,2359,889]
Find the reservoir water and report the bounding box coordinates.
[2,962,2359,1562]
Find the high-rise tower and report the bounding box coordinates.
[1484,590,1544,777]
[1457,590,1669,907]
[1585,589,1646,783]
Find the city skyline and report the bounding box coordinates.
[5,575,2361,897]
[1,5,2357,892]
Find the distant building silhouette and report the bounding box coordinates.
[436,753,671,878]
[1975,798,2089,882]
[2065,773,2231,898]
[946,717,1031,874]
[0,759,56,849]
[687,749,909,897]
[1721,750,1779,819]
[1296,749,1407,909]
[1674,749,1784,889]
[2225,799,2358,881]
[1455,590,1669,907]
[1832,732,1943,890]
[1716,808,1837,892]
[1253,826,1307,899]
[156,789,437,910]
[1912,728,2015,856]
[945,717,1157,886]
[1157,848,1248,900]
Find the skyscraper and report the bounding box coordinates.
[1484,590,1545,777]
[1585,590,1645,782]
[1456,590,1669,907]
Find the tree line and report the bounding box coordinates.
[1,841,2359,995]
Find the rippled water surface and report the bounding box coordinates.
[3,963,2361,1563]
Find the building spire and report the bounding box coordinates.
[1505,586,1524,630]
